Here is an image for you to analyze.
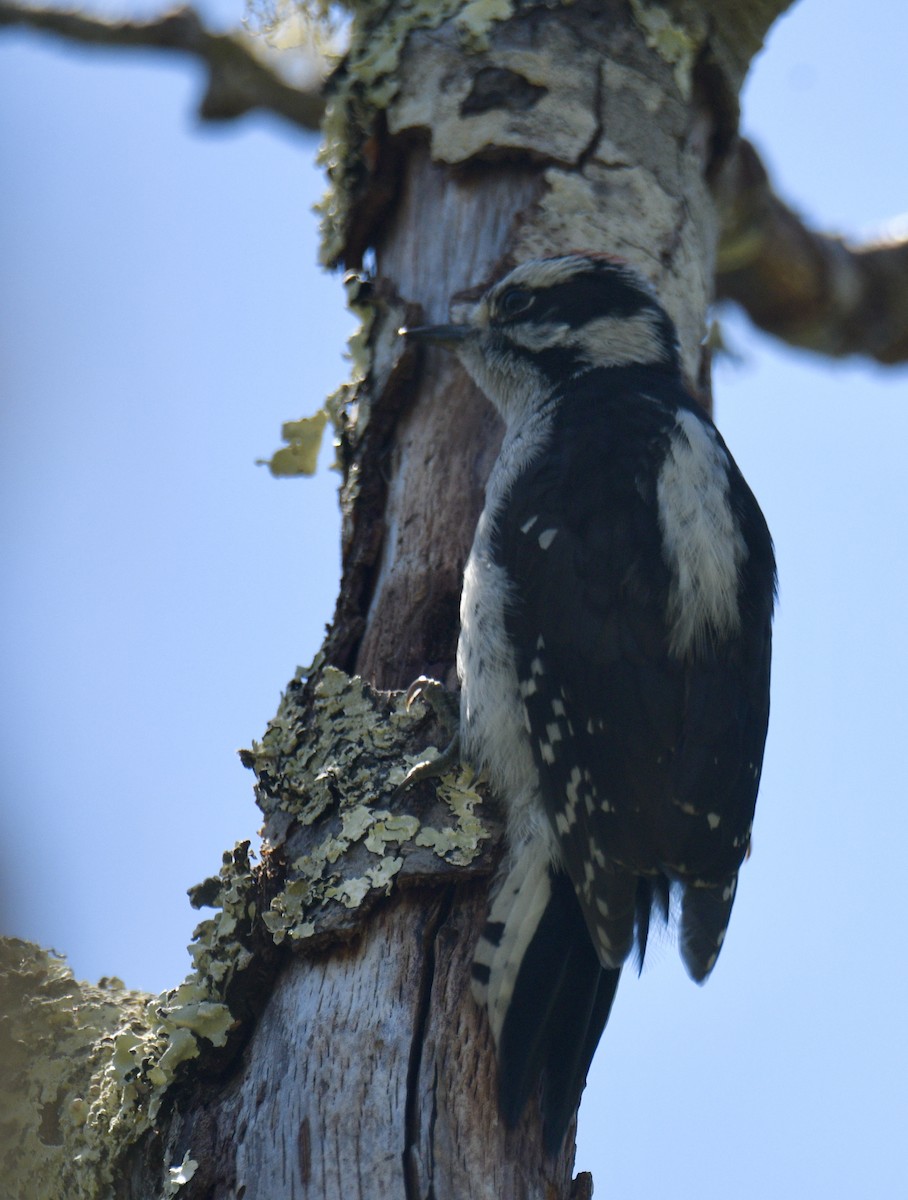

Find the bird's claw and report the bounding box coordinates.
[404,675,461,729]
[395,676,462,797]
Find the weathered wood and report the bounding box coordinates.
[174,896,440,1199]
[355,153,543,688]
[157,886,574,1199]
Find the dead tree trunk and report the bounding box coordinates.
[0,3,794,1198]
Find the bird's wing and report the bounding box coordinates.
[496,391,768,973]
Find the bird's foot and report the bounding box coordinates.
[395,676,461,795]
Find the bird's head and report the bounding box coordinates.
[402,254,681,423]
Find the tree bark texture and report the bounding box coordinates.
[1,3,797,1198]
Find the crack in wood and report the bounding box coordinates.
[403,887,455,1200]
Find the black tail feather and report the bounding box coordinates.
[496,868,622,1152]
[679,874,738,982]
[542,955,620,1154]
[634,874,671,974]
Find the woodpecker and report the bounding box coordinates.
[403,254,775,1151]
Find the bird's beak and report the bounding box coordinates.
[399,323,472,347]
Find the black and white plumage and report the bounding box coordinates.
[405,255,775,1151]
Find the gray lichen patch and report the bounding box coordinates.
[628,0,705,100]
[258,408,329,477]
[414,766,488,867]
[0,940,157,1200]
[0,842,269,1198]
[245,666,496,945]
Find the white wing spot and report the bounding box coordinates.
[556,795,580,834]
[565,767,582,804]
[707,812,721,830]
[520,515,539,534]
[537,527,558,550]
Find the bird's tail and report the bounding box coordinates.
[472,843,621,1153]
[679,874,738,982]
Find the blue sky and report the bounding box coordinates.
[1,1,906,1195]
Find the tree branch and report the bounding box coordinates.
[0,2,327,130]
[716,137,908,364]
[4,7,906,363]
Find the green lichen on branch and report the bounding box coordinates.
[259,267,379,479]
[628,0,704,100]
[0,846,262,1198]
[258,408,329,476]
[0,941,150,1200]
[245,666,494,943]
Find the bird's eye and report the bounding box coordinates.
[498,288,533,319]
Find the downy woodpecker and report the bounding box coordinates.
[404,254,775,1150]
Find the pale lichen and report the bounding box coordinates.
[387,19,599,167]
[0,941,150,1200]
[0,838,270,1196]
[417,767,486,865]
[628,0,704,100]
[454,0,514,50]
[164,1150,199,1196]
[258,408,329,477]
[248,667,492,943]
